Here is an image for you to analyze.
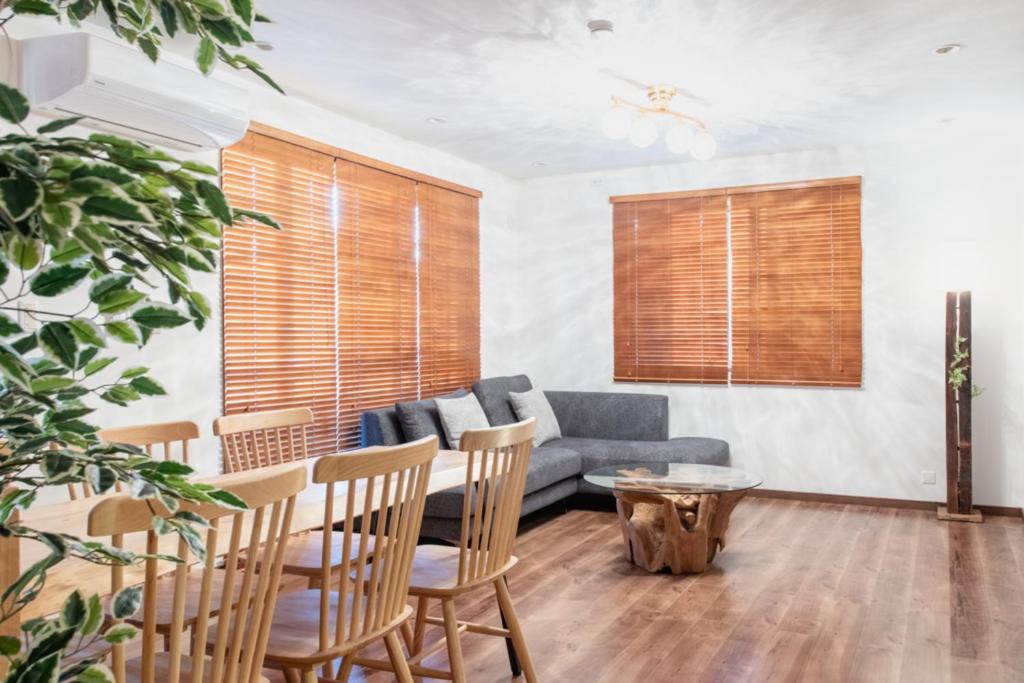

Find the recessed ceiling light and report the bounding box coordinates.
[532,161,547,167]
[587,19,614,40]
[935,43,961,55]
[425,117,446,125]
[252,41,274,52]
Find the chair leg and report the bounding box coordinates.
[441,597,467,683]
[281,668,301,683]
[336,655,355,682]
[412,595,428,655]
[494,577,538,683]
[497,576,523,677]
[384,630,415,683]
[301,668,318,683]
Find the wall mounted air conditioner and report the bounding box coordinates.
[10,32,250,151]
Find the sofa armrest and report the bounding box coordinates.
[544,390,668,441]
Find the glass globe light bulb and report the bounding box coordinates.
[691,130,717,160]
[628,116,658,148]
[665,124,695,154]
[601,107,631,140]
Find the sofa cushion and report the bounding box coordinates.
[436,393,490,449]
[395,389,467,449]
[509,388,561,446]
[423,445,581,519]
[548,436,730,472]
[472,375,533,426]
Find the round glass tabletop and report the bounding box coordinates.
[583,463,762,495]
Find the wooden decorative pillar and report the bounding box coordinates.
[938,291,982,523]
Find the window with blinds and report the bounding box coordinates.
[611,177,861,388]
[613,195,729,383]
[222,126,481,454]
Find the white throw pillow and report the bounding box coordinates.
[508,388,562,447]
[435,392,490,450]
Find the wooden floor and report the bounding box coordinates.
[270,498,1024,682]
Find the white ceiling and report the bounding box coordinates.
[214,0,1024,178]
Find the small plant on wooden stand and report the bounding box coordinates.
[0,1,281,679]
[948,335,984,399]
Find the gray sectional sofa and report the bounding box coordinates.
[361,375,730,540]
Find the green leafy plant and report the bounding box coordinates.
[948,336,984,399]
[0,0,281,678]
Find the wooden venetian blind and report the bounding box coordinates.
[731,179,862,386]
[613,195,729,383]
[418,183,481,396]
[336,160,418,449]
[222,125,482,454]
[220,134,341,456]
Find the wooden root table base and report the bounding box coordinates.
[613,489,748,574]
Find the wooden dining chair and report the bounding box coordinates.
[87,463,306,683]
[214,408,367,586]
[64,420,199,501]
[262,436,437,683]
[398,418,538,683]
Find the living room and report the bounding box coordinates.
[0,1,1022,681]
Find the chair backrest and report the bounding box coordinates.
[65,421,199,501]
[455,418,536,587]
[88,464,307,683]
[311,436,436,658]
[214,408,313,473]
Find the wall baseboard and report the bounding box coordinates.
[748,488,1023,519]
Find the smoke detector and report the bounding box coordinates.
[587,20,614,40]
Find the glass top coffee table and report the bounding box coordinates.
[584,463,762,574]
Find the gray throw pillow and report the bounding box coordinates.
[508,388,562,447]
[395,389,467,449]
[435,392,490,450]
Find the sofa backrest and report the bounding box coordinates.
[472,375,533,426]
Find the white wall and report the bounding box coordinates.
[510,141,1024,508]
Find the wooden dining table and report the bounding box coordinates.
[4,449,471,627]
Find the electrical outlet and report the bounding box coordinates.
[921,470,937,485]
[18,297,41,334]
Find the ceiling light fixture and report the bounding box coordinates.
[425,117,446,124]
[252,41,274,51]
[600,84,715,160]
[587,19,614,40]
[935,43,961,55]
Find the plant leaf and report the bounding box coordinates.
[97,289,146,314]
[196,36,216,74]
[0,83,30,123]
[0,174,44,222]
[10,0,59,16]
[130,375,166,396]
[83,357,117,376]
[111,586,143,619]
[132,303,191,329]
[39,322,78,368]
[231,0,253,23]
[89,273,134,302]
[104,321,140,345]
[195,179,232,223]
[37,116,85,134]
[42,201,82,230]
[29,263,91,297]
[0,312,23,337]
[68,318,106,347]
[81,196,156,225]
[7,235,43,270]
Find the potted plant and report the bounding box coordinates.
[0,1,281,679]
